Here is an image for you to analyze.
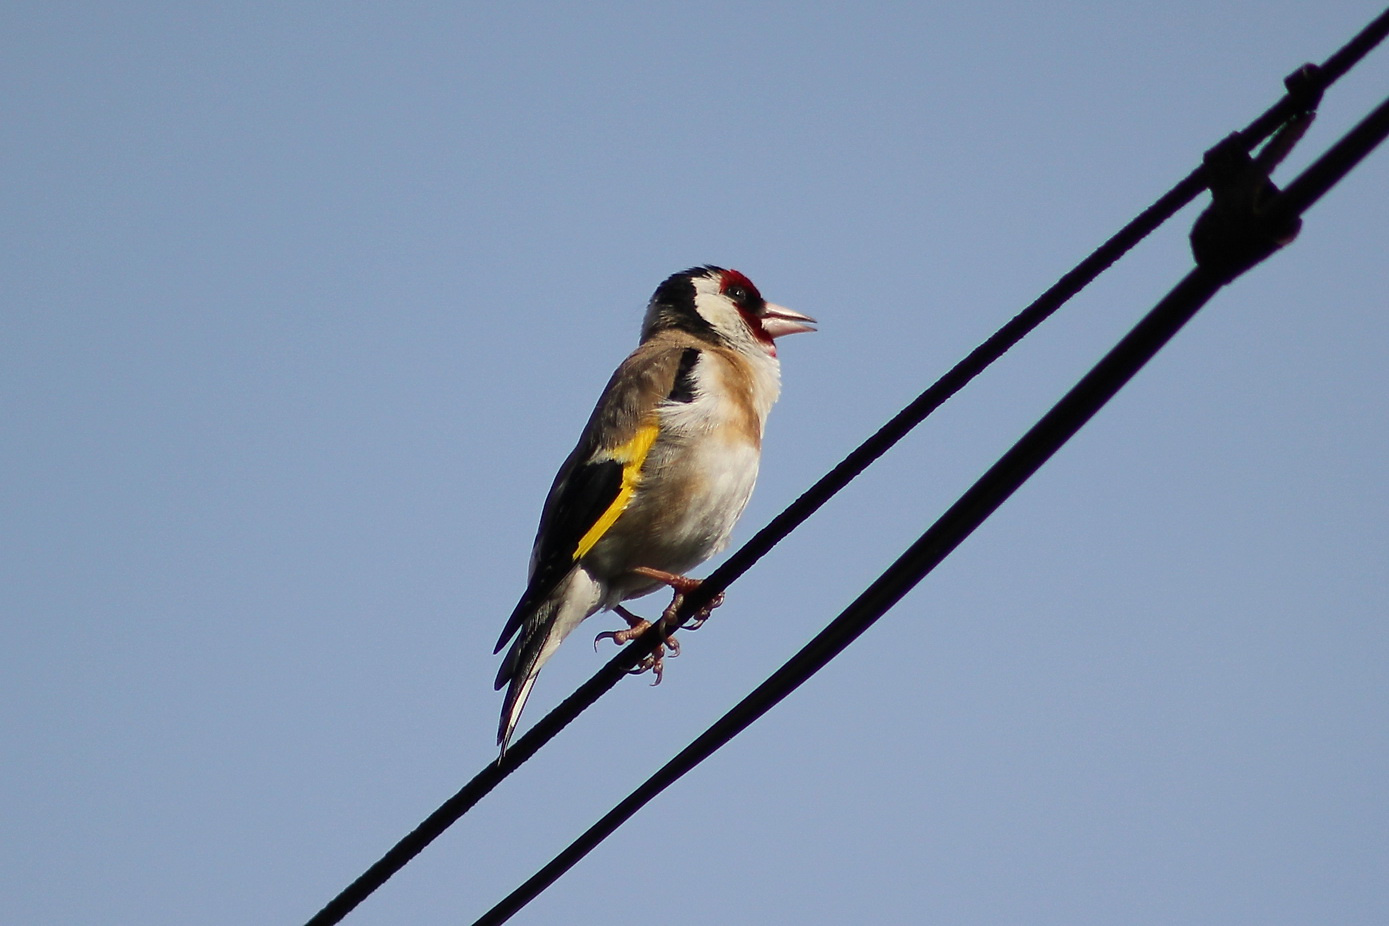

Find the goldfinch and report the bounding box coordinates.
[493,266,815,751]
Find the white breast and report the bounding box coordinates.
[587,347,778,601]
[646,348,773,568]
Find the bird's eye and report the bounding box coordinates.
[725,285,749,305]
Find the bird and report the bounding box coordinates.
[493,265,815,752]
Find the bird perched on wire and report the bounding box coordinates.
[493,265,815,752]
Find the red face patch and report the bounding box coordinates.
[718,269,762,306]
[719,269,773,346]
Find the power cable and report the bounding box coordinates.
[301,10,1389,924]
[471,87,1389,925]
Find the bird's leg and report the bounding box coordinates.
[630,566,726,632]
[591,569,724,685]
[593,605,677,684]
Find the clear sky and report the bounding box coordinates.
[4,3,1387,924]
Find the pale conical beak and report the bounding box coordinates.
[760,303,817,339]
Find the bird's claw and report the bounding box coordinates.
[594,609,677,684]
[643,651,664,685]
[593,623,649,651]
[593,573,728,685]
[657,588,723,632]
[678,590,723,631]
[629,567,726,631]
[617,638,673,685]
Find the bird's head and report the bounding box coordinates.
[642,266,816,356]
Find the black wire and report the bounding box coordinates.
[471,89,1389,925]
[674,6,1389,623]
[1274,93,1389,219]
[475,269,1228,926]
[301,10,1389,925]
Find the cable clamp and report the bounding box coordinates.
[1190,103,1315,279]
[1283,63,1325,116]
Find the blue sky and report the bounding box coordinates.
[4,3,1388,924]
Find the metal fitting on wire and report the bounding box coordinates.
[1190,107,1313,280]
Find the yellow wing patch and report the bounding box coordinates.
[573,421,659,560]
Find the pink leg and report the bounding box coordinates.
[630,566,726,631]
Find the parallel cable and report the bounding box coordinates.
[472,88,1389,925]
[674,4,1389,623]
[302,10,1389,924]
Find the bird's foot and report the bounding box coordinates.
[593,605,679,685]
[631,566,726,631]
